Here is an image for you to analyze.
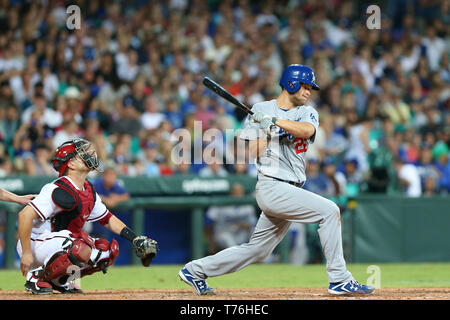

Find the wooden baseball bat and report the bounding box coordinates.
[202,77,254,115]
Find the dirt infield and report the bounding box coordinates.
[0,288,449,300]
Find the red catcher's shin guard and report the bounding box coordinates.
[42,251,74,281]
[81,239,119,277]
[42,233,94,282]
[68,234,94,267]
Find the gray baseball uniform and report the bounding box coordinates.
[185,99,353,284]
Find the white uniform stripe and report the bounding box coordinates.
[29,202,46,221]
[87,209,109,222]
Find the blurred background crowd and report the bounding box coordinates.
[0,0,449,200]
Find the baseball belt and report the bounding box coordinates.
[259,174,305,188]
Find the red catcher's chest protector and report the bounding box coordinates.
[50,177,96,235]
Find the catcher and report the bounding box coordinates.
[16,138,158,294]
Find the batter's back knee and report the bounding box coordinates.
[320,199,341,221]
[248,242,277,263]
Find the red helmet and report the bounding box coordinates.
[51,139,100,177]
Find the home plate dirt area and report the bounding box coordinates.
[0,288,449,300]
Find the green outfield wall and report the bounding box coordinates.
[0,175,257,196]
[349,195,450,263]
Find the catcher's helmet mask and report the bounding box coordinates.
[51,139,101,176]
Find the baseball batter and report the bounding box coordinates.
[17,138,158,294]
[179,64,374,296]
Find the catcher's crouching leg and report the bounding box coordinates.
[37,232,95,294]
[80,238,119,277]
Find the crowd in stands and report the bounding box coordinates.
[0,0,448,199]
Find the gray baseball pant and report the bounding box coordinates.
[185,176,353,283]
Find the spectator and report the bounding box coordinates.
[0,154,14,175]
[342,158,364,197]
[195,95,216,130]
[157,139,175,176]
[322,158,347,198]
[83,118,108,163]
[97,76,130,116]
[344,115,372,176]
[124,77,151,114]
[174,160,193,175]
[421,25,446,72]
[32,144,56,177]
[0,105,20,145]
[22,154,36,176]
[0,81,15,109]
[109,99,142,138]
[20,93,63,130]
[416,147,440,191]
[198,160,228,178]
[117,49,141,83]
[141,95,166,131]
[321,113,348,160]
[232,163,249,175]
[382,88,412,129]
[288,222,309,266]
[13,135,35,161]
[111,138,133,175]
[423,176,438,196]
[0,0,446,201]
[204,183,256,254]
[164,98,184,130]
[9,69,34,108]
[64,87,84,125]
[393,156,422,197]
[93,165,130,210]
[52,120,81,148]
[141,141,161,177]
[303,158,332,197]
[37,60,59,102]
[433,141,450,193]
[366,142,395,193]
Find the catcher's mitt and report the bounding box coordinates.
[132,236,158,267]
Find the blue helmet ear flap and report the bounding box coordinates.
[279,64,320,93]
[285,80,301,93]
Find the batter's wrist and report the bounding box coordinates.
[272,117,278,125]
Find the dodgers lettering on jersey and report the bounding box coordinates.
[239,99,319,183]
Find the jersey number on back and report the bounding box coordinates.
[294,137,308,154]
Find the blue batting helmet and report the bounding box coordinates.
[279,64,320,93]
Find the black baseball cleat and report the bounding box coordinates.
[51,275,84,294]
[25,268,53,295]
[51,281,83,294]
[25,280,53,295]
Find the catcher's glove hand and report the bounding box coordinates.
[132,236,158,267]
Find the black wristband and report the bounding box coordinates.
[120,226,137,243]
